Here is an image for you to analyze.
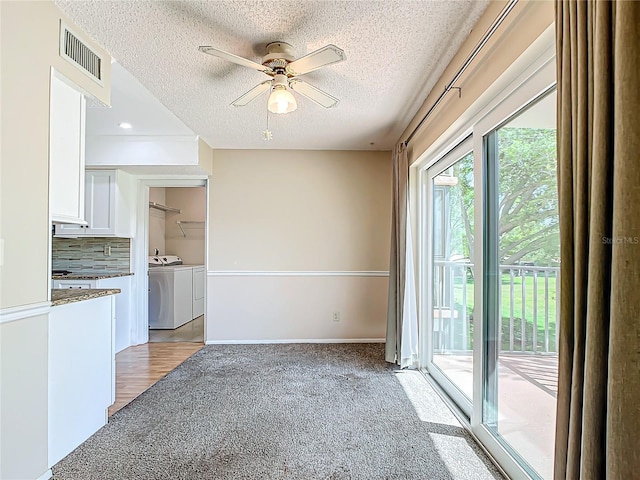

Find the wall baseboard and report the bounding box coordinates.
[0,301,51,325]
[206,338,385,345]
[207,270,389,277]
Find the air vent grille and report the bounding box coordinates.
[59,22,103,85]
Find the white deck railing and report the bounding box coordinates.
[433,261,560,354]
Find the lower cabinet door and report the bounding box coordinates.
[48,296,113,467]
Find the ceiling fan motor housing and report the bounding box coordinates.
[262,42,296,71]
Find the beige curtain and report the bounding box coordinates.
[386,142,418,368]
[554,1,640,478]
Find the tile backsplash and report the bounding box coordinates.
[52,237,131,272]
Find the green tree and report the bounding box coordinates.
[448,153,475,262]
[497,128,559,266]
[449,128,559,267]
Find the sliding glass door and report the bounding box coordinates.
[481,89,559,480]
[422,138,475,416]
[418,54,558,479]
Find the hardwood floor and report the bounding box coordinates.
[108,342,204,416]
[149,315,204,343]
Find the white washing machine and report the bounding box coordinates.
[149,264,195,329]
[149,255,205,330]
[191,265,205,318]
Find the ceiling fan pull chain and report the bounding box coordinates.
[263,108,273,141]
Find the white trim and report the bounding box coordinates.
[0,302,51,325]
[419,136,474,418]
[207,270,389,277]
[206,338,385,345]
[36,469,53,480]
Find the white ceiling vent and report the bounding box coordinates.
[59,22,103,85]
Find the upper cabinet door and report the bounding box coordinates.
[49,73,86,224]
[54,169,136,238]
[84,170,116,235]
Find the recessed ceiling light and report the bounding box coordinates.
[119,122,132,129]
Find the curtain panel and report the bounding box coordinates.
[554,1,640,478]
[386,142,418,368]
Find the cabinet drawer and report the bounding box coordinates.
[53,280,96,289]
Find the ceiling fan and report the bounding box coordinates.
[198,42,346,114]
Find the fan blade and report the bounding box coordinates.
[199,46,273,74]
[289,80,339,108]
[231,81,272,107]
[286,44,346,76]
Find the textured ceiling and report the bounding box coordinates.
[55,0,489,150]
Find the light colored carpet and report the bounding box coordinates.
[52,344,504,479]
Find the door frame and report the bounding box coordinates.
[131,177,209,346]
[420,136,474,418]
[410,25,557,480]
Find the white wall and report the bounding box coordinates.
[0,3,110,477]
[0,314,49,480]
[1,2,111,308]
[86,135,199,167]
[208,275,388,342]
[207,149,391,343]
[149,187,166,255]
[165,187,206,265]
[148,187,206,264]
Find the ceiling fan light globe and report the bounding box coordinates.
[268,88,297,114]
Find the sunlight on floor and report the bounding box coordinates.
[394,370,461,425]
[394,370,500,479]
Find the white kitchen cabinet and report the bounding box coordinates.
[55,169,135,237]
[49,295,115,468]
[98,276,133,353]
[49,72,86,224]
[192,266,205,318]
[53,276,133,353]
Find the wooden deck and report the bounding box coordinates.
[434,353,558,479]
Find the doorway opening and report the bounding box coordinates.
[147,186,206,343]
[111,177,209,415]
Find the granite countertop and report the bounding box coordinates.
[52,272,134,280]
[51,288,121,307]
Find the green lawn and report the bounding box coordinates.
[444,272,558,352]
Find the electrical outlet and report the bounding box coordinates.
[103,244,111,256]
[332,311,340,322]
